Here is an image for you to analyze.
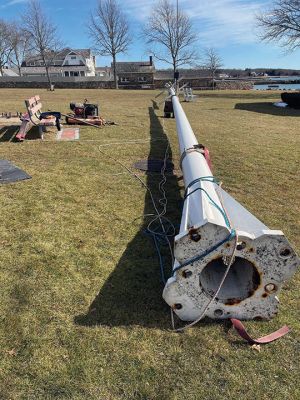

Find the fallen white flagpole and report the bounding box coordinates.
[163,86,299,322]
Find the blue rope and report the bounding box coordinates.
[173,229,236,273]
[172,176,235,273]
[145,176,235,280]
[183,176,231,229]
[144,228,170,284]
[152,233,167,284]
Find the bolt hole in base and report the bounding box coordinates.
[199,257,261,304]
[214,309,224,317]
[173,303,183,310]
[280,248,291,258]
[236,241,247,251]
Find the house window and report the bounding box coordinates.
[80,71,85,76]
[65,71,69,77]
[120,77,130,82]
[71,56,76,60]
[138,76,147,82]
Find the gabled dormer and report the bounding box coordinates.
[62,51,86,67]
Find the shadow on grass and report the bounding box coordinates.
[235,102,300,117]
[75,107,182,328]
[0,125,41,142]
[0,125,20,142]
[197,92,280,100]
[151,99,160,110]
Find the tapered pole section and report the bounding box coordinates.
[169,87,226,229]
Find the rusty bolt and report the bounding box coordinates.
[182,270,193,278]
[265,283,277,293]
[189,228,201,242]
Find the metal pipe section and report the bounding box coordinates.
[163,88,299,321]
[170,87,226,229]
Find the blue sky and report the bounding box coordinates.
[1,0,300,69]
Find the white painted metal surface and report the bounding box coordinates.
[163,87,299,321]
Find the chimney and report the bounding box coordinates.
[149,55,153,66]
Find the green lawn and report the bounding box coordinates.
[0,88,299,399]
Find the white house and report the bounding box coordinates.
[20,48,96,77]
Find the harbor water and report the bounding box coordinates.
[254,83,300,90]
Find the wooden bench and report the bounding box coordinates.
[16,95,61,141]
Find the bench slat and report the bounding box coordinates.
[18,95,59,141]
[27,96,38,108]
[28,102,42,116]
[40,117,56,126]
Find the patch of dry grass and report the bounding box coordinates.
[0,88,299,399]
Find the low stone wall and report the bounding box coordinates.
[215,80,253,90]
[0,77,253,90]
[155,78,253,90]
[154,78,211,89]
[0,80,114,89]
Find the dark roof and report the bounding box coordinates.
[23,48,92,64]
[114,60,155,73]
[72,49,91,58]
[48,48,92,59]
[95,66,111,71]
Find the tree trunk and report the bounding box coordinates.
[18,65,22,76]
[173,61,176,75]
[112,53,118,89]
[173,61,178,92]
[212,71,215,90]
[44,58,52,90]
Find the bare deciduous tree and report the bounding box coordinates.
[88,0,131,89]
[203,48,223,90]
[257,0,300,50]
[23,0,62,89]
[9,24,31,76]
[144,0,198,73]
[0,20,13,76]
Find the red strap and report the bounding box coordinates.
[203,147,212,171]
[230,319,290,345]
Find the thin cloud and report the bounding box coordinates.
[123,0,268,46]
[1,0,27,8]
[185,0,266,45]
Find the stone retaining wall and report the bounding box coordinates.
[0,80,114,89]
[155,78,253,90]
[0,77,253,90]
[215,80,253,90]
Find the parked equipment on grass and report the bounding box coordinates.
[162,84,299,323]
[66,99,105,125]
[281,92,300,109]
